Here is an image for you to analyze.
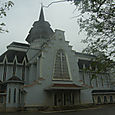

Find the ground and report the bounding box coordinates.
[1,104,115,115]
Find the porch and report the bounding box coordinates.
[45,83,82,106]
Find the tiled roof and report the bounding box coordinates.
[52,84,82,88]
[0,50,28,63]
[8,42,30,47]
[45,84,82,91]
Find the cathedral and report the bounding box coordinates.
[0,7,115,111]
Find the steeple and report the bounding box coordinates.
[25,6,54,43]
[39,6,45,22]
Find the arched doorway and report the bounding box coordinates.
[110,96,113,103]
[104,96,107,104]
[97,96,101,104]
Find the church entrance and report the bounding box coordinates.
[54,92,74,106]
[45,83,82,106]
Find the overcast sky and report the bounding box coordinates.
[0,0,87,54]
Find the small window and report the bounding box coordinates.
[8,88,11,103]
[14,88,16,103]
[3,60,7,81]
[18,89,21,104]
[22,62,26,81]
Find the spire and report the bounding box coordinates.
[39,5,45,21]
[26,4,54,43]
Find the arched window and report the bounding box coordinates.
[8,88,11,103]
[104,96,107,103]
[110,96,113,103]
[97,96,101,104]
[3,60,7,81]
[22,61,25,81]
[14,88,16,103]
[53,49,70,80]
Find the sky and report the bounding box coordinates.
[0,0,87,55]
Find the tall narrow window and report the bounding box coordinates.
[104,96,107,103]
[110,96,113,103]
[14,88,16,103]
[101,75,104,87]
[89,73,92,87]
[18,89,21,104]
[22,61,25,81]
[3,60,7,81]
[8,88,11,103]
[96,77,98,87]
[82,64,85,84]
[13,60,16,76]
[97,96,101,104]
[53,49,70,80]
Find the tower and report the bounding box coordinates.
[26,6,54,62]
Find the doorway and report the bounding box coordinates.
[54,92,74,106]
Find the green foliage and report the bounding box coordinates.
[66,1,115,57]
[72,0,115,75]
[0,0,14,33]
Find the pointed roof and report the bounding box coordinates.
[8,75,22,81]
[7,75,24,84]
[0,49,28,63]
[39,6,45,22]
[26,6,54,43]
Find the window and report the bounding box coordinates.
[97,96,101,104]
[101,75,104,87]
[53,49,70,80]
[3,60,7,81]
[14,88,16,103]
[22,62,25,81]
[96,78,98,87]
[110,96,113,103]
[18,89,21,104]
[8,88,11,103]
[104,96,107,103]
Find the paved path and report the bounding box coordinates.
[1,104,115,115]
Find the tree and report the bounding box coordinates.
[72,0,115,58]
[70,0,115,76]
[0,0,14,33]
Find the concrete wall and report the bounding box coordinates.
[80,89,93,104]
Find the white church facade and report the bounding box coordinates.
[0,7,115,111]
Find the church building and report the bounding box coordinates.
[0,7,115,111]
